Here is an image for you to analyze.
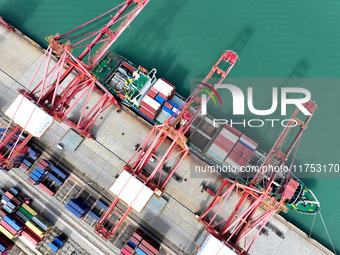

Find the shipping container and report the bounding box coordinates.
[139,107,157,120]
[206,143,229,163]
[15,211,29,223]
[88,211,100,221]
[18,207,33,219]
[35,167,45,175]
[141,95,161,111]
[0,211,5,219]
[65,204,83,218]
[141,239,159,254]
[0,221,17,235]
[128,237,139,248]
[36,162,46,171]
[32,215,52,232]
[133,229,144,241]
[10,197,21,207]
[123,244,134,253]
[32,169,43,177]
[2,206,13,214]
[121,248,132,255]
[20,163,30,170]
[21,204,38,216]
[4,216,22,231]
[146,87,158,99]
[25,220,45,238]
[1,196,10,204]
[39,159,50,167]
[96,200,108,210]
[38,183,55,196]
[5,202,16,211]
[22,159,32,167]
[47,173,63,185]
[30,174,41,182]
[155,110,171,124]
[0,226,14,240]
[224,124,242,138]
[213,133,236,153]
[3,193,12,201]
[154,95,165,105]
[68,199,89,214]
[233,141,254,161]
[21,230,39,246]
[50,166,67,180]
[26,177,36,185]
[8,188,19,196]
[49,242,59,252]
[136,248,147,255]
[239,134,258,151]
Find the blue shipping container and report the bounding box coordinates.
[136,248,147,255]
[154,95,165,105]
[65,204,83,218]
[54,236,65,246]
[30,173,41,182]
[2,196,10,203]
[51,166,67,180]
[96,200,108,210]
[8,187,19,196]
[23,159,32,167]
[49,242,59,251]
[35,167,45,175]
[0,242,6,252]
[28,148,37,156]
[47,173,63,186]
[32,170,43,177]
[88,211,100,221]
[69,199,89,214]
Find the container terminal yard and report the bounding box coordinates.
[0,3,336,255]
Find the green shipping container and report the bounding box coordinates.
[19,207,33,220]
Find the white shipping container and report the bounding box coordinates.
[152,79,173,97]
[220,128,239,144]
[207,143,228,162]
[5,95,53,138]
[239,136,257,150]
[142,95,161,110]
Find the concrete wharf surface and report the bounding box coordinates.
[0,23,334,255]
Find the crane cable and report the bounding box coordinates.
[319,211,337,255]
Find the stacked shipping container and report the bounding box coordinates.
[121,229,160,255]
[65,199,89,219]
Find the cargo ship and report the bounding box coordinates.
[92,52,320,215]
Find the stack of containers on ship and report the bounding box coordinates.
[140,79,177,122]
[65,199,89,219]
[122,228,160,255]
[205,124,258,174]
[0,187,52,249]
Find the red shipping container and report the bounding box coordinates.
[228,151,249,167]
[120,248,131,255]
[233,142,254,161]
[12,214,25,227]
[27,229,44,241]
[141,239,159,254]
[0,221,18,235]
[4,192,13,200]
[140,100,158,113]
[26,177,36,185]
[0,210,6,218]
[146,88,158,99]
[123,244,134,253]
[132,231,143,241]
[129,236,140,246]
[20,163,29,170]
[36,162,46,171]
[39,159,50,167]
[21,230,39,246]
[164,102,172,110]
[11,197,21,207]
[139,244,155,255]
[214,134,235,153]
[38,183,55,196]
[140,107,157,120]
[224,124,241,137]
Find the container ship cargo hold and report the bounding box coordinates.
[93,52,320,215]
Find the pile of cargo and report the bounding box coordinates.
[65,199,89,219]
[19,148,40,170]
[205,124,258,169]
[140,79,175,121]
[122,229,159,255]
[0,187,52,247]
[0,233,13,255]
[27,159,68,196]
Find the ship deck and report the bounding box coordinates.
[0,24,334,255]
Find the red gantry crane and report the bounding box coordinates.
[0,1,151,170]
[197,101,317,255]
[95,50,238,239]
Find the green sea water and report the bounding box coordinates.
[1,0,340,253]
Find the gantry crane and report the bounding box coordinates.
[0,0,151,170]
[198,101,317,254]
[95,50,238,239]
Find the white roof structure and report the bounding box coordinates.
[109,170,154,213]
[197,234,237,255]
[5,95,53,138]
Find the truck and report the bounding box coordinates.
[49,235,66,252]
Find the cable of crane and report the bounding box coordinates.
[319,211,337,255]
[308,212,317,238]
